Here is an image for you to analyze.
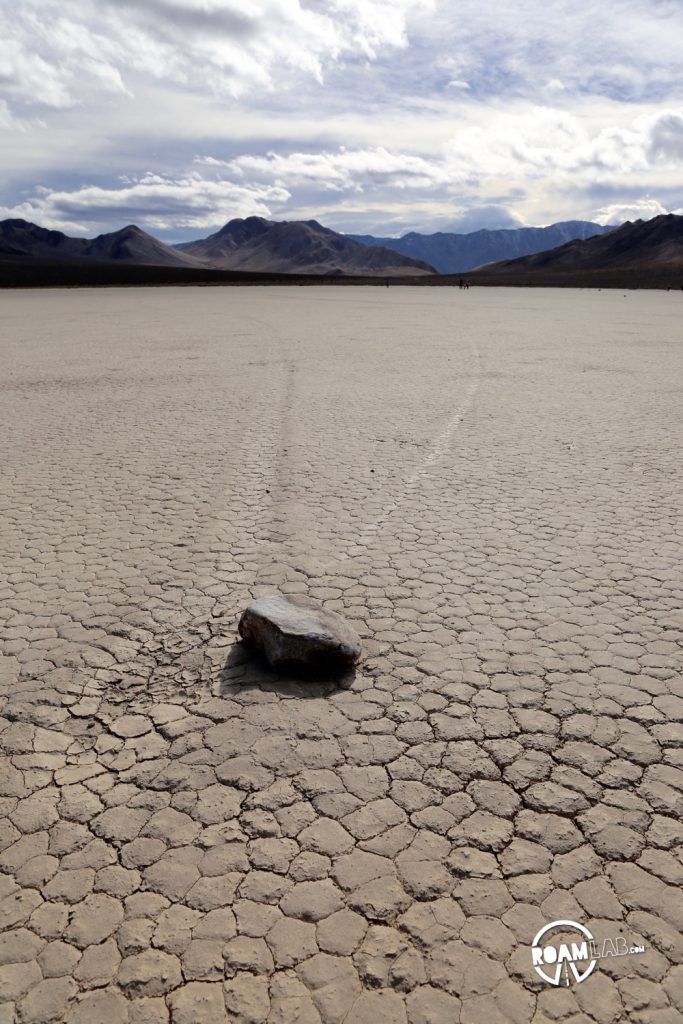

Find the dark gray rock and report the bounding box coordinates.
[238,595,362,671]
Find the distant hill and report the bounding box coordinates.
[178,217,436,276]
[83,225,202,267]
[0,219,202,268]
[0,220,87,260]
[0,219,201,268]
[470,214,683,288]
[349,221,614,273]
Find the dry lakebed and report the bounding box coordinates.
[1,285,682,1023]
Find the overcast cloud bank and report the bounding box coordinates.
[1,0,682,236]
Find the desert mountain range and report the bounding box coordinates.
[0,215,621,279]
[0,217,435,277]
[471,214,683,288]
[2,213,683,288]
[349,221,614,274]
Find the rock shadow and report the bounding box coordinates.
[217,641,357,699]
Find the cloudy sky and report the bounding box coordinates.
[1,0,683,239]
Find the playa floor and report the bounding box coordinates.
[1,285,682,1023]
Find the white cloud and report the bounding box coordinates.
[202,146,451,191]
[445,205,526,232]
[200,107,683,204]
[592,198,678,226]
[0,173,290,234]
[0,0,434,111]
[440,107,683,185]
[0,6,129,109]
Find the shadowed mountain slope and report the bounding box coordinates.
[179,217,436,275]
[350,221,614,273]
[470,214,683,287]
[0,220,87,260]
[84,225,203,266]
[0,219,203,268]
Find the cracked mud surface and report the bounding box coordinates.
[1,285,682,1023]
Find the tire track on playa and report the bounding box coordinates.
[322,333,481,574]
[186,310,321,594]
[132,310,298,658]
[245,314,483,581]
[242,316,331,585]
[195,305,481,610]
